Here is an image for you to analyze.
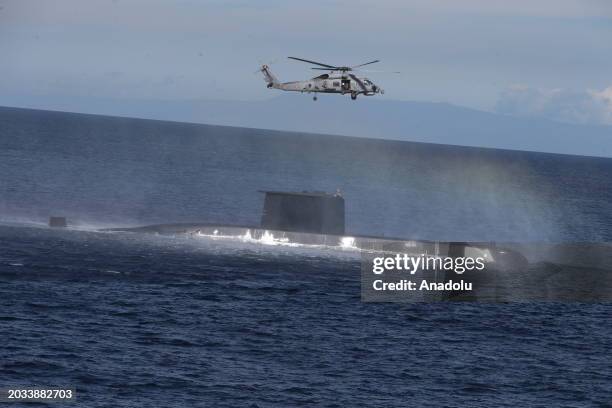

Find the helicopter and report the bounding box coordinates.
[259,57,390,101]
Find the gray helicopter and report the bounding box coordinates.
[260,57,388,101]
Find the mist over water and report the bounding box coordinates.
[1,107,611,241]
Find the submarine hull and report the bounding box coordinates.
[104,222,528,301]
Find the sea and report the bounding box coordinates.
[1,107,611,407]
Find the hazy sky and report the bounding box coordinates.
[1,0,612,122]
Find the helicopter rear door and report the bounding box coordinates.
[341,78,351,91]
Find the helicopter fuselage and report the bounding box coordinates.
[275,74,381,95]
[261,65,383,100]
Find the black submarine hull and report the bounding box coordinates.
[99,191,556,301]
[104,222,516,260]
[103,222,528,300]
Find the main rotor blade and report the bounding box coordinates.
[311,67,339,70]
[351,60,380,68]
[288,57,336,69]
[349,74,368,92]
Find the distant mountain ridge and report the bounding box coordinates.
[2,94,611,157]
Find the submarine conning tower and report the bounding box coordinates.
[259,190,345,235]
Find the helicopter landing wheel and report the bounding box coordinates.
[351,92,357,100]
[313,95,317,101]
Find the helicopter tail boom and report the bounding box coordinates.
[260,65,280,88]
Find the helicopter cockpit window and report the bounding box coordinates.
[363,79,372,85]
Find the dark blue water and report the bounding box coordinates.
[1,107,612,406]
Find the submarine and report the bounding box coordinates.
[105,190,520,258]
[105,190,529,300]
